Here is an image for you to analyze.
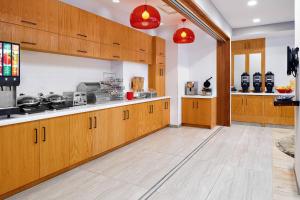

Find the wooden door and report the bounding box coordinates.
[100,44,123,60]
[244,96,264,123]
[69,113,93,165]
[0,0,20,25]
[162,99,170,127]
[155,37,166,57]
[58,2,79,38]
[281,106,295,126]
[124,105,138,142]
[39,117,70,177]
[263,96,282,124]
[78,10,97,41]
[14,25,58,52]
[182,98,197,124]
[0,122,40,195]
[231,95,244,120]
[110,107,126,148]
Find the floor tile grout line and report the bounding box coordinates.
[138,127,224,200]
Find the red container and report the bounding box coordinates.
[126,92,134,100]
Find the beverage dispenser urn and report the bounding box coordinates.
[253,72,262,93]
[265,71,274,93]
[241,72,250,92]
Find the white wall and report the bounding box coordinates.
[18,51,111,96]
[295,0,300,191]
[266,35,295,87]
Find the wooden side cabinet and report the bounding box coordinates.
[162,99,170,127]
[182,98,216,129]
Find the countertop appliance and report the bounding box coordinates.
[77,82,109,104]
[241,72,250,92]
[253,72,262,93]
[0,86,20,118]
[40,92,69,110]
[63,92,87,106]
[202,77,212,96]
[17,94,49,114]
[0,41,20,86]
[265,71,274,93]
[185,81,199,95]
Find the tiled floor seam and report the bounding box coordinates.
[138,126,224,200]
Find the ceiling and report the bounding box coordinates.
[210,0,295,28]
[63,0,184,27]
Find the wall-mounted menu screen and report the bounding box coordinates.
[0,41,20,86]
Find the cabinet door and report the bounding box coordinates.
[231,95,244,119]
[0,122,40,195]
[155,37,166,57]
[58,2,79,38]
[69,113,93,165]
[102,19,128,48]
[100,44,123,60]
[281,106,295,126]
[162,99,170,127]
[0,22,14,42]
[39,117,70,177]
[244,96,264,123]
[0,0,20,25]
[14,25,58,52]
[110,107,126,148]
[182,98,197,124]
[136,103,150,137]
[153,100,163,130]
[159,64,166,96]
[194,99,212,126]
[263,96,282,124]
[124,105,139,142]
[78,10,97,42]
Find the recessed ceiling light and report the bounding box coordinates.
[253,18,261,23]
[112,0,120,3]
[247,0,257,7]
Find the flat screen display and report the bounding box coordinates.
[0,41,20,86]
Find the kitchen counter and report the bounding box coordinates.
[182,95,216,99]
[0,96,170,127]
[231,92,295,96]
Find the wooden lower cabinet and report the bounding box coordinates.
[232,95,295,126]
[69,112,93,165]
[0,121,40,196]
[182,98,216,129]
[39,117,70,177]
[0,99,170,197]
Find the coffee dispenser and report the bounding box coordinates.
[253,72,262,93]
[241,72,250,92]
[265,71,274,93]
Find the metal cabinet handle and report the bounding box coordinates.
[113,55,120,58]
[161,69,164,76]
[21,20,37,26]
[21,41,37,45]
[77,33,87,38]
[94,116,97,128]
[42,127,46,142]
[34,128,38,144]
[139,49,145,52]
[127,110,130,120]
[123,111,126,120]
[113,42,120,46]
[89,117,92,129]
[77,50,87,53]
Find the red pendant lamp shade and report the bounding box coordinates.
[173,19,195,44]
[130,4,161,29]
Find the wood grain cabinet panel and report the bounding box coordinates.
[0,0,20,25]
[69,113,93,165]
[39,117,70,177]
[162,99,170,127]
[100,44,123,61]
[231,95,244,119]
[0,22,14,42]
[101,19,128,48]
[14,25,58,53]
[0,122,40,195]
[263,96,282,124]
[243,96,264,123]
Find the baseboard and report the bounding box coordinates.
[169,124,182,128]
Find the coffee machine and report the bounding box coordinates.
[241,72,250,92]
[185,81,199,95]
[253,72,262,93]
[265,71,274,93]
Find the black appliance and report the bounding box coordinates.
[265,71,274,93]
[253,72,262,93]
[287,46,299,77]
[202,77,212,96]
[0,41,20,86]
[241,72,250,92]
[17,94,49,114]
[40,92,70,110]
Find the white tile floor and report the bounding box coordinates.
[7,125,299,200]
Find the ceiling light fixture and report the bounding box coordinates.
[112,0,120,3]
[173,19,195,44]
[253,18,261,23]
[247,0,257,7]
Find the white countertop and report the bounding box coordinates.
[0,96,170,127]
[182,95,216,99]
[231,92,295,96]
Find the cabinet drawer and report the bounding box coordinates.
[59,36,100,58]
[14,25,58,52]
[100,44,124,60]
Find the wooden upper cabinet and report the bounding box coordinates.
[0,0,58,33]
[59,2,98,42]
[0,121,40,196]
[154,36,166,57]
[101,18,128,48]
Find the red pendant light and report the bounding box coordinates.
[130,2,161,30]
[173,19,195,44]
